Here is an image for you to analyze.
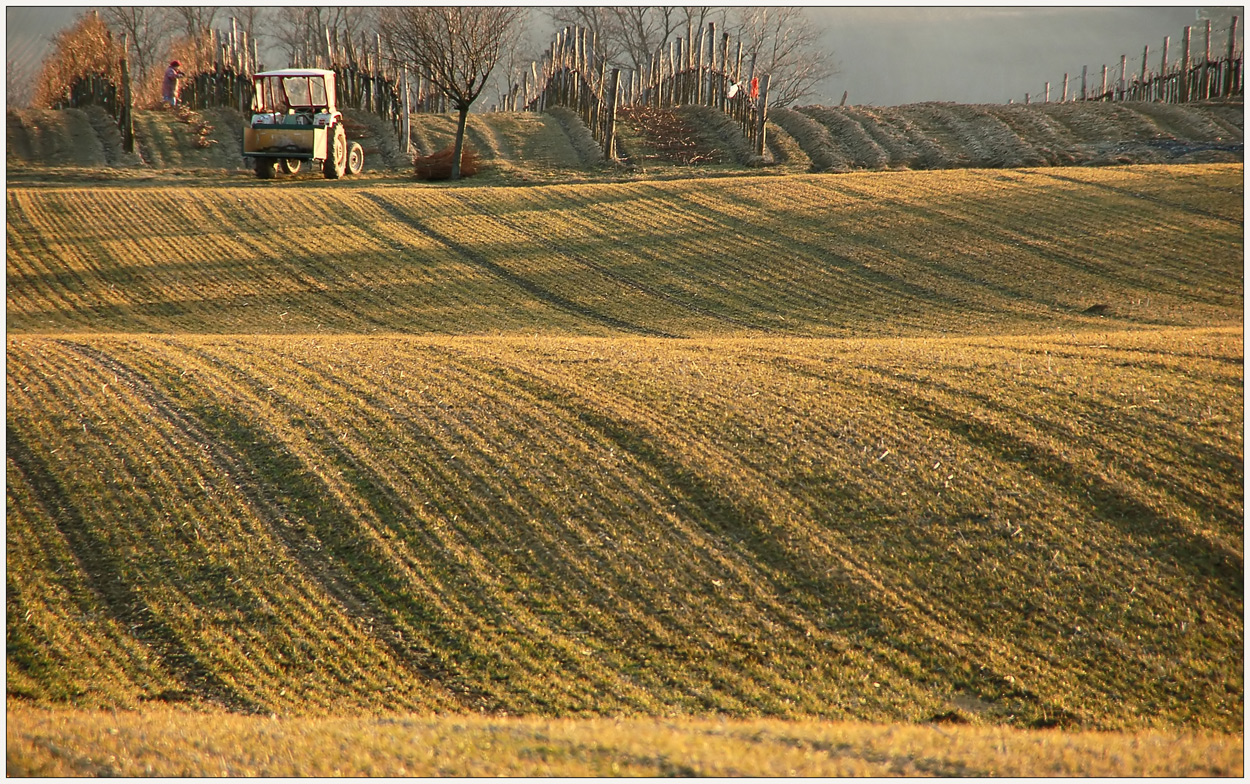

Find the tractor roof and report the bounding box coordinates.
[254,68,336,79]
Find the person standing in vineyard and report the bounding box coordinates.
[162,60,184,107]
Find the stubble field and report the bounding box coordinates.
[6,162,1243,775]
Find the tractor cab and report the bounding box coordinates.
[250,69,339,129]
[243,68,362,179]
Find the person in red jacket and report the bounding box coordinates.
[162,60,184,107]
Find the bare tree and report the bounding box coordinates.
[611,7,685,73]
[731,7,836,107]
[548,7,625,67]
[171,7,220,41]
[7,55,35,108]
[103,7,173,89]
[382,6,524,179]
[270,7,378,67]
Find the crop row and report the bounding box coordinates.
[6,328,1242,727]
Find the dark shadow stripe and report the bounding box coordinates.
[359,192,673,337]
[5,425,263,713]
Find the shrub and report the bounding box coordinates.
[33,11,123,108]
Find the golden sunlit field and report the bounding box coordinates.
[6,161,1242,775]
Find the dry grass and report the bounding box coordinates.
[7,707,1242,777]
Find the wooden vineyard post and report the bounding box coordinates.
[1119,54,1127,99]
[604,68,620,161]
[1100,64,1108,99]
[1081,65,1088,100]
[1045,82,1050,102]
[120,35,134,154]
[1180,25,1191,102]
[1161,35,1170,101]
[753,73,770,157]
[1225,16,1238,97]
[1202,20,1212,99]
[402,66,412,155]
[1062,73,1069,101]
[1141,45,1149,99]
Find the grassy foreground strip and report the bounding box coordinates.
[6,707,1241,777]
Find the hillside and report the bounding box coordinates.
[5,165,1243,732]
[6,100,1242,179]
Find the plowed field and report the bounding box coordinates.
[5,162,1243,772]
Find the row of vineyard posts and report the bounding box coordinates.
[1018,16,1242,104]
[501,21,772,162]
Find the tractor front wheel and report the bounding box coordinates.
[280,158,302,175]
[255,158,278,179]
[324,125,347,179]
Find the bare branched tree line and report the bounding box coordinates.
[543,6,836,107]
[26,6,832,110]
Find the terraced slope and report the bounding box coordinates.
[771,101,1242,171]
[6,165,1242,337]
[7,101,1242,176]
[5,164,1243,732]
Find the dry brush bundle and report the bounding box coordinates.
[618,105,723,165]
[413,145,481,180]
[33,11,123,108]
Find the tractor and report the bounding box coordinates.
[242,68,364,179]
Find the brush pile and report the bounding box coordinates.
[173,105,216,148]
[413,145,480,180]
[618,105,724,164]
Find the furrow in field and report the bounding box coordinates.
[779,175,1147,317]
[358,191,667,337]
[118,337,473,713]
[630,180,995,334]
[231,337,820,713]
[159,338,615,712]
[460,342,975,716]
[8,337,459,713]
[449,186,765,333]
[427,345,850,713]
[839,364,1241,714]
[679,179,1051,329]
[818,173,1240,319]
[737,337,1240,720]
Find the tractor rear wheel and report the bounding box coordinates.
[347,142,364,175]
[324,125,347,179]
[255,158,278,179]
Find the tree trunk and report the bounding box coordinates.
[452,104,469,180]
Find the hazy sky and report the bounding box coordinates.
[815,6,1239,105]
[6,6,1242,107]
